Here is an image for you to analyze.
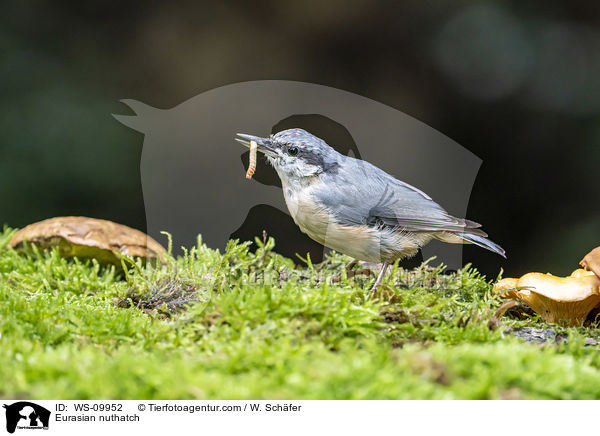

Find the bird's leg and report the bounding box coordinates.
[370,262,390,294]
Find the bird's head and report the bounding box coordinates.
[235,128,339,182]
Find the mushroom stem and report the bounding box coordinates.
[488,301,522,330]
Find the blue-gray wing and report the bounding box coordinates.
[313,157,487,236]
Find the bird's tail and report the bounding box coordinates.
[455,232,506,258]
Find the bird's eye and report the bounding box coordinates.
[288,146,299,156]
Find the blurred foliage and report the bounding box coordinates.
[0,1,599,279]
[3,228,600,399]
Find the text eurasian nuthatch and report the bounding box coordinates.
[235,128,505,289]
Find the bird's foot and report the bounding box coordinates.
[369,262,390,297]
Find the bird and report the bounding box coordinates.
[235,128,505,290]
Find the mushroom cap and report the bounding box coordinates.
[518,270,599,301]
[492,278,519,299]
[9,216,166,265]
[494,269,600,326]
[581,247,600,279]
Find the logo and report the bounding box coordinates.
[3,402,50,434]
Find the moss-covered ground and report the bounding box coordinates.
[2,226,600,399]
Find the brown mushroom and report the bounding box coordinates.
[581,247,600,279]
[493,269,600,326]
[9,216,166,265]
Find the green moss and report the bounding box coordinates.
[1,226,600,399]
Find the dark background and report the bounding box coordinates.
[2,1,599,278]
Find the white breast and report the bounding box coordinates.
[281,182,426,263]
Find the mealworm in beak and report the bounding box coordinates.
[246,140,257,179]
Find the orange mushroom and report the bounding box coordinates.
[493,269,600,326]
[580,246,600,279]
[493,277,519,300]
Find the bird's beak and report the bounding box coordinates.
[235,133,278,158]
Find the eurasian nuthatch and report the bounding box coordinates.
[235,128,505,289]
